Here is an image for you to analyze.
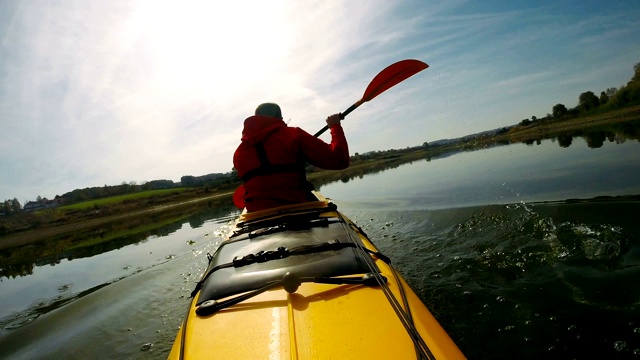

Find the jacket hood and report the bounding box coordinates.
[241,115,287,145]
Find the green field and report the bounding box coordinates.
[59,188,189,210]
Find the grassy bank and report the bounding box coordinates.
[0,189,234,249]
[498,105,640,144]
[58,188,190,210]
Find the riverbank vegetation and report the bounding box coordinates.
[1,62,639,247]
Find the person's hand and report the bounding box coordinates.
[326,114,342,127]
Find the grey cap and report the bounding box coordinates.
[255,103,282,119]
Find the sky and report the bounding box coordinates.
[1,0,639,203]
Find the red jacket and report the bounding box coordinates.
[233,115,349,211]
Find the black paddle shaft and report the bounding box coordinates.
[312,102,360,137]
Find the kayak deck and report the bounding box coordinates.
[169,193,465,359]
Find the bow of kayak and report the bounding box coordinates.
[169,192,465,360]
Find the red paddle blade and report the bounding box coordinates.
[361,59,428,102]
[232,185,245,209]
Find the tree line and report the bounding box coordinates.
[3,62,640,216]
[1,172,240,216]
[519,62,640,126]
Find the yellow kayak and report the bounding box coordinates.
[169,192,465,359]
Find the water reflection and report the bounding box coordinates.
[314,120,640,190]
[356,201,640,359]
[0,202,235,335]
[0,120,639,359]
[531,121,640,148]
[4,121,637,281]
[0,200,237,279]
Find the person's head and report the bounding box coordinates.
[255,103,282,119]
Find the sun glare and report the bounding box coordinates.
[129,0,292,102]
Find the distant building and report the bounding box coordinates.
[23,198,61,212]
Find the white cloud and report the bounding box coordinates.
[1,0,639,201]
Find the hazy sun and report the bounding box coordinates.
[129,0,292,101]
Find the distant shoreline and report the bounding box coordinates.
[0,192,232,250]
[1,106,639,250]
[495,105,640,144]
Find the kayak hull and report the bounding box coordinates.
[169,193,465,359]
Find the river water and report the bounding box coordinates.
[1,126,640,359]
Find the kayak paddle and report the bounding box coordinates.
[234,59,429,209]
[313,59,429,137]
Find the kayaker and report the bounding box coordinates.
[233,103,349,212]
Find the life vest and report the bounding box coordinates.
[233,115,348,211]
[240,142,307,184]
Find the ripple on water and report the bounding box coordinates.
[357,203,639,360]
